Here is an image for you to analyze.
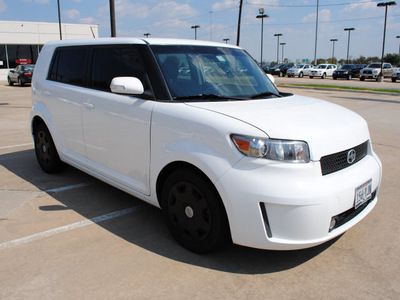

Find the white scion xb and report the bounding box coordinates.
[31,38,382,253]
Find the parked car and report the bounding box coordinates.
[7,64,35,86]
[286,64,312,78]
[309,64,337,79]
[31,38,382,253]
[333,64,364,80]
[269,63,294,77]
[392,68,400,82]
[360,62,395,81]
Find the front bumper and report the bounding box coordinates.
[215,148,382,250]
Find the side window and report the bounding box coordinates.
[91,46,146,92]
[48,47,88,86]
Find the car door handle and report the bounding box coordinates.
[83,102,95,110]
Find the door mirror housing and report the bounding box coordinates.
[110,77,144,95]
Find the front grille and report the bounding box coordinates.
[363,70,372,75]
[329,189,376,232]
[320,141,369,176]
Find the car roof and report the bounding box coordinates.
[44,37,240,49]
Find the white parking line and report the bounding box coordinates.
[45,182,95,193]
[0,205,144,251]
[0,143,33,150]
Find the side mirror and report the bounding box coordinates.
[110,77,144,95]
[267,73,275,84]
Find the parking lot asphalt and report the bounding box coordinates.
[0,81,399,299]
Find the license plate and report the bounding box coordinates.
[355,179,372,209]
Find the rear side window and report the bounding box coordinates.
[91,46,145,92]
[48,47,88,86]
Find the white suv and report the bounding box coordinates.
[309,64,337,79]
[31,38,382,253]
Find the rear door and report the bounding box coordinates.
[82,45,154,195]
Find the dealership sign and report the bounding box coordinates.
[16,58,32,65]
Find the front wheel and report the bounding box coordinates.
[299,72,303,78]
[34,123,66,173]
[321,73,326,79]
[392,78,397,82]
[347,74,352,80]
[161,169,230,253]
[360,77,365,81]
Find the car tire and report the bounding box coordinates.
[360,77,365,81]
[7,77,13,86]
[309,76,314,79]
[322,73,326,79]
[279,71,283,77]
[18,77,24,87]
[34,123,66,173]
[392,78,397,82]
[161,169,230,253]
[299,72,303,78]
[333,76,337,80]
[347,74,352,80]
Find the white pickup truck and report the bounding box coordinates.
[360,62,395,81]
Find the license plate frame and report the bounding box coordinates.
[355,179,372,209]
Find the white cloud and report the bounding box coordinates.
[150,2,197,20]
[22,0,50,4]
[115,0,150,19]
[64,9,80,20]
[343,0,377,12]
[302,9,331,23]
[0,0,6,13]
[212,0,237,11]
[80,17,96,24]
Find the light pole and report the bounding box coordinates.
[377,1,397,82]
[274,33,282,63]
[314,0,319,65]
[256,8,269,69]
[280,42,286,63]
[344,28,355,63]
[397,35,400,66]
[191,25,200,40]
[223,38,230,44]
[109,0,116,37]
[330,38,338,64]
[209,11,213,41]
[57,0,62,40]
[144,33,151,38]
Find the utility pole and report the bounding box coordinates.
[57,0,62,40]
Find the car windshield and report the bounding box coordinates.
[294,65,304,69]
[367,63,381,68]
[22,65,34,72]
[317,65,327,69]
[340,65,353,69]
[150,45,279,100]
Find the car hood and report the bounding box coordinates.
[185,94,370,160]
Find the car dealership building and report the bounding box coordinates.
[0,21,98,80]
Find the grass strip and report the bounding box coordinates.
[278,83,400,94]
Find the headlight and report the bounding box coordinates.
[231,135,310,163]
[373,70,379,74]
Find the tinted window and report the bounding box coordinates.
[91,46,145,92]
[49,47,88,86]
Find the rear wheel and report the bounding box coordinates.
[18,77,24,87]
[161,169,230,253]
[392,78,397,82]
[34,123,66,173]
[8,77,13,86]
[309,76,314,79]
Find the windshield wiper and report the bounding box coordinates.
[250,92,281,99]
[173,94,246,101]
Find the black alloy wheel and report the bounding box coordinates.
[34,123,66,173]
[161,169,230,253]
[7,77,13,86]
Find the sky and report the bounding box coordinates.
[1,0,399,64]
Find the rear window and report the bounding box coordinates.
[48,47,89,86]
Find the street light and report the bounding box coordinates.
[256,8,269,69]
[330,38,338,64]
[144,33,151,38]
[274,33,282,63]
[397,36,400,66]
[57,0,62,40]
[191,25,200,40]
[377,1,397,82]
[223,38,230,44]
[344,28,355,64]
[280,42,286,63]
